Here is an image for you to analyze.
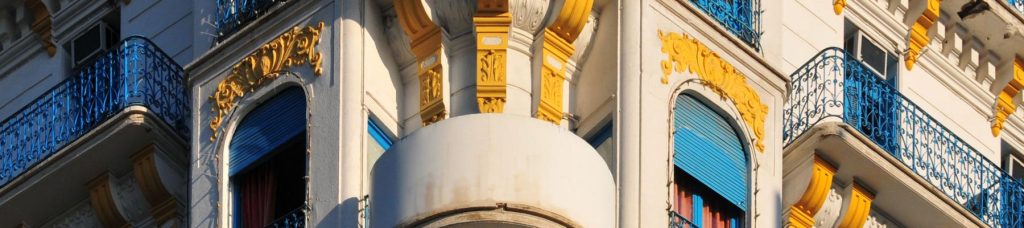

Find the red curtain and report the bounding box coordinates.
[241,163,276,228]
[673,180,737,228]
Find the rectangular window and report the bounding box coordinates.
[844,20,899,87]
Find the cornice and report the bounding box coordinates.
[0,35,42,77]
[51,0,111,44]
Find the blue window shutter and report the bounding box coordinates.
[229,87,306,176]
[692,193,703,225]
[674,94,748,210]
[368,119,393,150]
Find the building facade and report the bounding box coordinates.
[0,0,1023,227]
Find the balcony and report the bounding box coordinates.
[215,0,289,40]
[669,211,699,228]
[0,36,188,188]
[1010,0,1024,15]
[688,0,762,50]
[783,48,1024,227]
[268,207,307,227]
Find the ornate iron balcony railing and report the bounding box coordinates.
[783,48,1024,227]
[689,0,762,50]
[669,211,700,228]
[268,207,307,228]
[1010,0,1024,16]
[215,0,288,41]
[0,36,188,188]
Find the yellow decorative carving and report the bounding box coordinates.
[993,58,1024,136]
[837,183,874,228]
[537,0,594,124]
[658,30,769,152]
[395,0,447,126]
[787,156,837,228]
[208,22,324,140]
[475,0,511,113]
[834,0,846,15]
[88,173,129,228]
[905,0,941,70]
[25,0,55,56]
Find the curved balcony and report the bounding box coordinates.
[0,36,188,188]
[215,0,288,40]
[783,47,1024,227]
[689,0,762,50]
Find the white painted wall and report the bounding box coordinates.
[370,114,616,227]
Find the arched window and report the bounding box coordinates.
[671,93,748,228]
[229,87,307,227]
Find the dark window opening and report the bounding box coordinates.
[672,168,744,228]
[232,134,306,228]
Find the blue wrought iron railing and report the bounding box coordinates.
[783,48,1024,227]
[0,36,188,188]
[216,0,289,40]
[669,211,700,228]
[689,0,762,50]
[268,207,306,228]
[1009,0,1024,16]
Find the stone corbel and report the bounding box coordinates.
[24,0,55,57]
[992,57,1024,136]
[537,0,593,124]
[87,173,130,228]
[784,155,837,228]
[395,0,447,126]
[474,0,511,113]
[131,145,184,227]
[836,182,875,228]
[905,0,942,70]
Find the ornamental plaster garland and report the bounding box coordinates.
[657,30,768,152]
[209,22,324,140]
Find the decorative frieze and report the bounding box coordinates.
[208,22,324,140]
[992,58,1024,136]
[537,0,593,124]
[905,0,942,70]
[657,30,769,152]
[474,0,511,113]
[395,0,448,126]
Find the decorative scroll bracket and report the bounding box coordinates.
[475,0,511,113]
[395,0,447,126]
[786,156,837,228]
[537,0,594,124]
[837,183,875,228]
[657,30,769,152]
[905,0,942,70]
[209,22,325,140]
[25,0,56,57]
[993,58,1024,136]
[834,0,846,15]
